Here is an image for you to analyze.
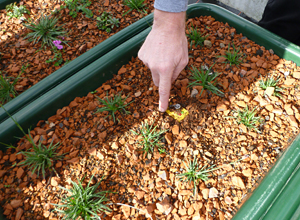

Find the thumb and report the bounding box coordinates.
[158,73,172,112]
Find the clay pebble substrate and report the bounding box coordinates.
[0,15,300,220]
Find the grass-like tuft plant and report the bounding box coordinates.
[62,0,93,18]
[54,175,112,219]
[132,122,167,155]
[188,64,224,97]
[6,2,30,19]
[186,25,208,48]
[259,76,283,97]
[18,138,63,179]
[0,106,64,179]
[96,11,120,33]
[177,157,220,196]
[233,106,262,133]
[0,73,19,104]
[96,93,132,123]
[222,42,244,66]
[23,14,66,47]
[123,0,146,16]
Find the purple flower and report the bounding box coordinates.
[53,40,63,50]
[56,44,63,50]
[53,40,61,46]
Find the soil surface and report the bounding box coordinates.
[1,13,300,220]
[0,0,154,105]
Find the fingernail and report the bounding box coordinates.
[159,104,165,112]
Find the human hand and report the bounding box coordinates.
[138,9,188,112]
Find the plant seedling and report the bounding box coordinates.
[222,42,244,66]
[53,175,112,219]
[186,25,208,48]
[0,73,19,104]
[259,76,283,97]
[232,106,262,133]
[96,92,132,123]
[23,14,66,47]
[188,64,224,97]
[0,106,64,179]
[62,0,93,18]
[6,2,30,19]
[177,157,220,197]
[18,138,63,179]
[123,0,146,16]
[96,11,120,33]
[131,122,167,155]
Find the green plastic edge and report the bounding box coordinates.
[0,3,299,220]
[262,162,300,220]
[0,0,19,9]
[0,12,153,123]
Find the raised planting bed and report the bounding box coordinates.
[1,3,300,220]
[0,0,154,121]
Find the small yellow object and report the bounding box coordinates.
[166,108,189,122]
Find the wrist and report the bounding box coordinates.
[153,9,186,33]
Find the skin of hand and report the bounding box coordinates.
[138,9,189,112]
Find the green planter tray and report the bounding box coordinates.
[0,13,153,123]
[1,3,300,220]
[0,0,19,10]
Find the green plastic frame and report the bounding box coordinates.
[0,0,19,9]
[0,3,300,220]
[0,12,153,123]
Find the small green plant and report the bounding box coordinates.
[46,40,65,66]
[95,93,132,123]
[177,157,220,196]
[53,175,112,219]
[232,106,262,133]
[188,64,224,97]
[23,14,66,47]
[259,76,283,97]
[0,73,19,104]
[222,42,244,66]
[131,122,167,155]
[96,11,120,33]
[21,63,30,74]
[0,106,64,179]
[18,138,63,179]
[123,0,146,16]
[6,2,30,19]
[62,0,93,18]
[187,25,208,48]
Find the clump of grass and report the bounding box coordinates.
[18,138,63,179]
[6,2,30,19]
[54,175,112,219]
[0,73,19,104]
[222,42,244,66]
[131,122,167,155]
[186,25,208,48]
[123,0,146,15]
[232,106,262,133]
[0,107,64,179]
[188,64,224,97]
[177,157,220,196]
[259,76,283,97]
[23,14,66,47]
[96,11,120,33]
[96,93,132,123]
